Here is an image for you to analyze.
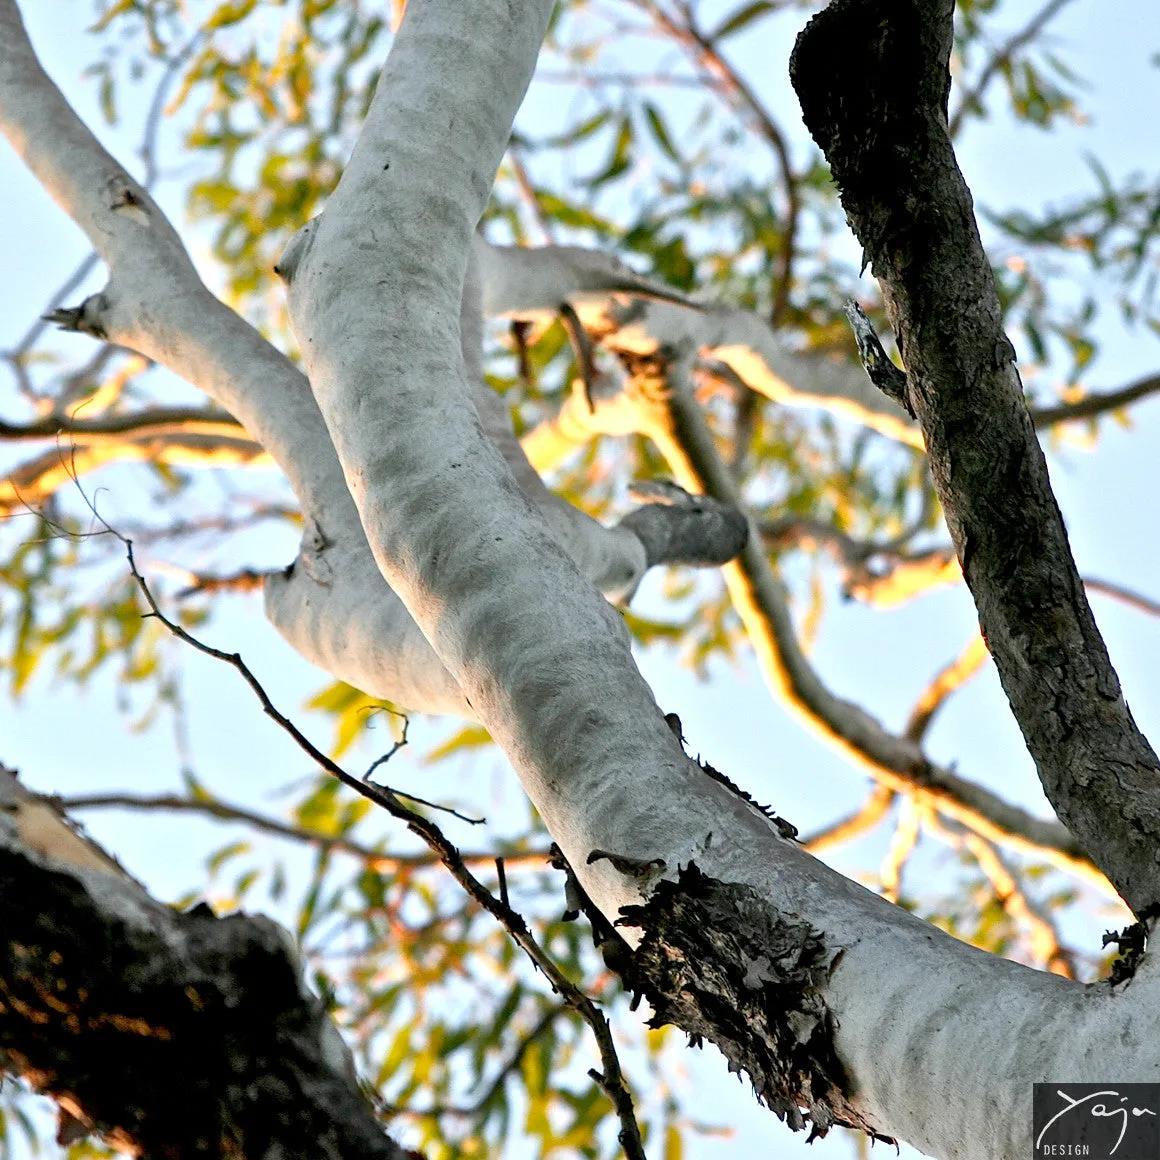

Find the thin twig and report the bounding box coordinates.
[496,856,510,910]
[114,535,647,1159]
[801,786,896,855]
[58,791,552,875]
[1030,374,1160,428]
[879,796,921,903]
[1085,577,1160,620]
[559,302,600,412]
[904,630,991,743]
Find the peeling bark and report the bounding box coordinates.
[618,863,877,1142]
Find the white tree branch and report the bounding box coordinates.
[0,0,723,715]
[475,236,922,447]
[279,1,1156,1155]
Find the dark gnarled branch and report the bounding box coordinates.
[791,0,1160,915]
[0,766,406,1158]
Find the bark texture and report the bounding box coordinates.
[618,863,876,1141]
[0,773,404,1158]
[791,0,1160,916]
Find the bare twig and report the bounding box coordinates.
[57,791,553,875]
[1085,577,1160,620]
[115,535,647,1159]
[801,786,896,855]
[879,796,921,903]
[0,404,243,442]
[1030,374,1160,429]
[559,301,600,412]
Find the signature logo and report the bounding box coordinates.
[1034,1085,1160,1159]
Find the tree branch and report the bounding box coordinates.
[0,765,409,1158]
[1,434,270,515]
[1030,373,1160,428]
[61,791,553,875]
[628,350,1108,891]
[800,786,896,855]
[792,0,1160,915]
[476,236,922,447]
[0,404,244,442]
[904,631,991,743]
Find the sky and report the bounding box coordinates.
[2,1,1160,1158]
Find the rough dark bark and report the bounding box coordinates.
[790,0,1160,917]
[0,842,408,1158]
[616,863,882,1143]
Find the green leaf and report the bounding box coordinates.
[643,102,680,164]
[709,1,775,41]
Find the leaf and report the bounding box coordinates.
[643,102,680,164]
[425,724,492,763]
[709,0,775,41]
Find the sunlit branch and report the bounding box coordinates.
[801,785,896,855]
[0,404,244,442]
[1030,373,1160,429]
[878,796,920,904]
[0,435,270,516]
[904,631,991,743]
[526,351,1108,889]
[631,353,1108,893]
[764,513,1160,621]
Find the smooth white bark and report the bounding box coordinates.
[0,0,653,712]
[476,237,922,448]
[282,3,1160,1157]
